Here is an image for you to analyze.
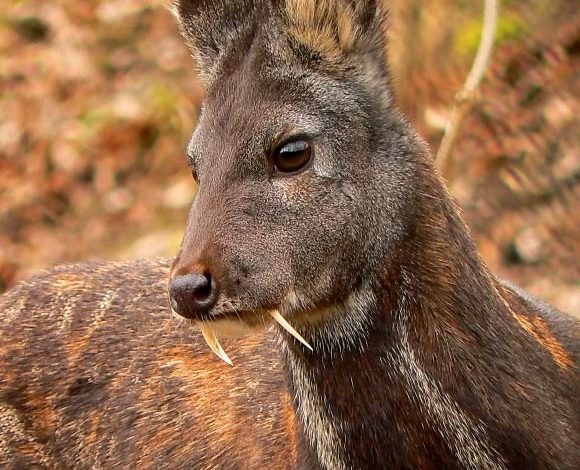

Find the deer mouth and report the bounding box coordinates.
[170,305,312,365]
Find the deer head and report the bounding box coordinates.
[169,0,423,353]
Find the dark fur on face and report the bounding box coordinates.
[1,1,578,469]
[172,0,420,335]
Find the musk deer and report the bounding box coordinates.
[1,1,578,469]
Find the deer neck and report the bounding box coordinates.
[281,173,509,470]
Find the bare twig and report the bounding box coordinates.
[436,0,499,181]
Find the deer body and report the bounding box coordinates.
[1,0,579,468]
[1,251,579,468]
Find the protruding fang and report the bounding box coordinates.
[171,307,182,321]
[200,324,233,366]
[270,310,313,351]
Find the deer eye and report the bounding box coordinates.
[191,167,199,183]
[273,139,312,175]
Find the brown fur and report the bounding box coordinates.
[0,260,299,469]
[285,0,360,62]
[511,311,573,370]
[1,1,579,468]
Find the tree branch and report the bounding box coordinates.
[436,0,499,181]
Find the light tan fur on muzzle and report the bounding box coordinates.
[198,310,313,365]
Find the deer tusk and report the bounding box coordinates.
[270,310,313,351]
[200,324,233,366]
[170,307,183,322]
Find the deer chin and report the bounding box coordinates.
[201,311,271,337]
[171,307,313,366]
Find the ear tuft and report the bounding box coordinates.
[280,0,388,67]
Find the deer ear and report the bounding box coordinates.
[173,1,258,81]
[275,0,389,70]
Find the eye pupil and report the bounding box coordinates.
[274,140,312,175]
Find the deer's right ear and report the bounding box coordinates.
[173,0,258,82]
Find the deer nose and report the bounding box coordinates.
[169,271,218,320]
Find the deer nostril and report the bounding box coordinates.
[192,272,212,301]
[169,271,218,320]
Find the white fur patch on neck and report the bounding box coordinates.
[281,274,507,469]
[279,286,377,470]
[385,286,508,470]
[284,347,348,470]
[280,285,376,356]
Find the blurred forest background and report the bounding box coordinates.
[0,0,578,314]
